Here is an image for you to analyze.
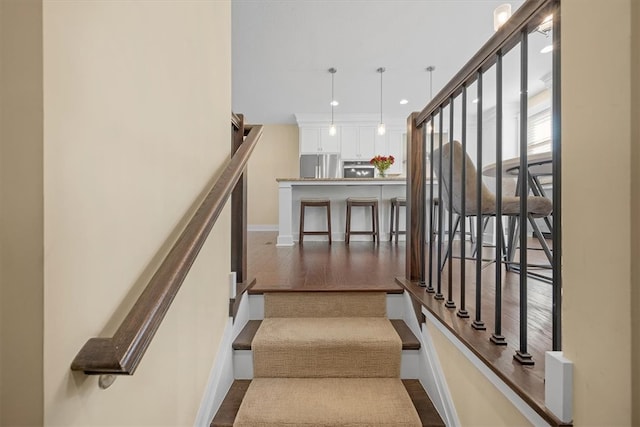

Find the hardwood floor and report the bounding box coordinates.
[246,231,564,426]
[248,231,404,293]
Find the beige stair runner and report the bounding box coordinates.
[233,291,422,426]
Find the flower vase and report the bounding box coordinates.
[377,168,387,178]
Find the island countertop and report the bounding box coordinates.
[276,177,407,183]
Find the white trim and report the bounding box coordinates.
[193,320,234,427]
[249,294,265,320]
[233,350,254,379]
[386,293,405,319]
[401,293,460,427]
[423,309,550,427]
[545,351,573,423]
[248,224,278,232]
[193,293,252,426]
[295,113,406,128]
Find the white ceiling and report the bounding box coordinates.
[232,0,553,125]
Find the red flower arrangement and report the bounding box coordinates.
[370,155,395,177]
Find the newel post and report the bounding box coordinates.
[231,114,247,285]
[405,112,426,284]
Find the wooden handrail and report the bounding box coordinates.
[415,0,554,127]
[71,123,263,375]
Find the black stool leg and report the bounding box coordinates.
[299,203,305,244]
[345,202,351,244]
[327,202,332,244]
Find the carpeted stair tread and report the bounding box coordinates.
[211,379,445,427]
[233,378,422,427]
[252,317,401,378]
[233,319,420,351]
[264,291,387,318]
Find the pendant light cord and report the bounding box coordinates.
[377,67,385,124]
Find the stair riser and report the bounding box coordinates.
[247,293,405,320]
[233,349,419,380]
[253,346,400,378]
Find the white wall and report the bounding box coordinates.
[42,1,232,425]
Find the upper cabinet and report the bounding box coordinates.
[340,126,377,160]
[296,114,406,174]
[385,130,406,174]
[299,127,340,153]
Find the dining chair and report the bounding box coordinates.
[433,140,553,269]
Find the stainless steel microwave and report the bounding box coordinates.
[343,161,374,178]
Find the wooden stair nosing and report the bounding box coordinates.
[403,379,446,427]
[232,319,420,351]
[210,379,250,427]
[211,379,444,427]
[248,287,405,294]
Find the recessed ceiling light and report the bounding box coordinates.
[541,45,553,54]
[400,99,409,105]
[330,100,339,106]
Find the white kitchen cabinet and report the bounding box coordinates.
[359,126,376,160]
[386,130,406,174]
[340,127,359,159]
[340,126,377,160]
[300,127,340,153]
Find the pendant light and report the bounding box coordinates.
[377,67,386,135]
[426,66,435,133]
[493,3,512,31]
[328,67,337,136]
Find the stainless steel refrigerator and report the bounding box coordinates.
[299,154,340,178]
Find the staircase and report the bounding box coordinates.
[211,291,445,426]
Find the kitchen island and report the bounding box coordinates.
[276,177,409,246]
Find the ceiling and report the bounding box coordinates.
[232,0,553,125]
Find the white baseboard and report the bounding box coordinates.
[423,308,549,427]
[193,320,234,427]
[193,293,252,426]
[401,293,460,427]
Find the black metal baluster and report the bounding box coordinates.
[515,30,533,365]
[445,97,456,309]
[491,52,507,345]
[427,116,436,293]
[420,124,427,287]
[458,86,469,318]
[552,2,562,351]
[472,71,485,330]
[435,108,445,301]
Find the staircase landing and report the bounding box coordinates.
[247,232,404,293]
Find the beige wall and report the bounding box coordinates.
[42,1,232,425]
[631,0,640,425]
[428,324,532,427]
[0,0,45,425]
[562,0,632,425]
[247,124,299,225]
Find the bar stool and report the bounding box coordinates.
[345,197,379,244]
[389,197,406,243]
[299,198,332,244]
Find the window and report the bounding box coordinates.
[527,108,551,154]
